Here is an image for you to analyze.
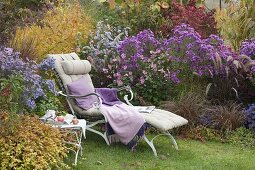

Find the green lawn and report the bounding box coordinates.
[67,132,255,170]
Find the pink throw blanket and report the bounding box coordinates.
[100,103,145,144]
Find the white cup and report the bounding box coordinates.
[46,110,56,118]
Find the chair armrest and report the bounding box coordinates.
[95,86,134,106]
[58,91,101,109]
[117,86,134,106]
[58,91,100,98]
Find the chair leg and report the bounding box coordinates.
[163,131,179,150]
[86,120,110,145]
[143,134,158,156]
[143,131,179,156]
[87,127,110,145]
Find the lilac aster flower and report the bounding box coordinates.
[240,38,255,58]
[38,57,56,70]
[44,79,58,95]
[25,98,36,109]
[0,47,58,110]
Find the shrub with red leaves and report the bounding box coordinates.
[160,0,217,38]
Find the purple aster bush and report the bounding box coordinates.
[80,20,129,87]
[118,29,168,85]
[0,47,57,112]
[81,22,255,104]
[117,30,179,104]
[163,23,238,77]
[240,38,255,59]
[117,25,236,103]
[162,23,255,103]
[244,104,255,131]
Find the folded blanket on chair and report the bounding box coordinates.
[100,103,146,146]
[95,88,123,106]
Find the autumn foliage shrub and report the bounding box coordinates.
[182,125,221,142]
[12,2,93,61]
[0,0,60,45]
[0,110,68,169]
[160,0,217,38]
[95,0,163,35]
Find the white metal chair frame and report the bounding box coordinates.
[58,86,179,156]
[51,53,181,157]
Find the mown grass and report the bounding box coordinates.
[67,132,255,170]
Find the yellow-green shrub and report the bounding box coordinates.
[215,1,255,51]
[12,3,93,61]
[0,110,68,169]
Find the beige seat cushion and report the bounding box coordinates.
[141,109,188,132]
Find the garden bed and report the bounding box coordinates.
[1,0,255,169]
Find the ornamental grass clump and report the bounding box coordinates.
[0,110,68,169]
[160,93,207,127]
[202,102,244,132]
[0,47,57,112]
[206,53,255,104]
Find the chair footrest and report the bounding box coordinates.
[141,109,188,132]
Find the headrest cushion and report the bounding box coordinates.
[61,60,91,75]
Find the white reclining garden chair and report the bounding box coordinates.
[48,52,188,156]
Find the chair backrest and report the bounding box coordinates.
[47,52,102,118]
[47,52,93,92]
